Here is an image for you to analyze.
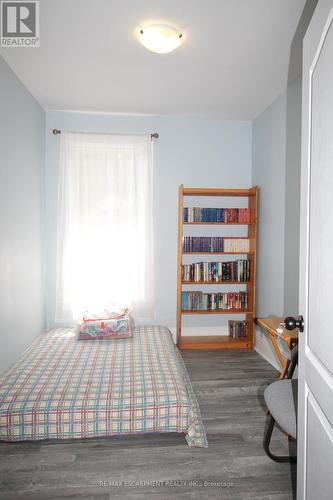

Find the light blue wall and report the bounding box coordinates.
[252,0,316,368]
[45,111,252,329]
[252,77,302,368]
[284,77,302,315]
[252,91,287,368]
[0,56,45,373]
[253,92,287,318]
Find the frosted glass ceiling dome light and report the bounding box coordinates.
[138,24,183,54]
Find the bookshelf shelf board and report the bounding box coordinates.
[182,281,251,285]
[179,335,253,350]
[183,222,254,225]
[181,309,251,315]
[182,188,256,197]
[183,252,252,255]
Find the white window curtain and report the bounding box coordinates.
[55,132,154,324]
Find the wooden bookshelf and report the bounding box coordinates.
[176,185,258,350]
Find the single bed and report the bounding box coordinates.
[0,326,207,447]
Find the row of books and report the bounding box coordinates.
[182,237,250,253]
[228,320,248,338]
[182,259,251,283]
[181,291,248,311]
[183,207,251,223]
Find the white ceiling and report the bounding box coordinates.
[0,0,306,119]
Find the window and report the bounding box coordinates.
[55,133,154,323]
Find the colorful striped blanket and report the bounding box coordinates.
[0,326,207,447]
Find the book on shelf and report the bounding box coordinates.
[228,320,248,338]
[181,291,248,311]
[183,207,251,223]
[182,259,250,282]
[182,236,250,253]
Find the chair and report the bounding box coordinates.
[263,345,298,462]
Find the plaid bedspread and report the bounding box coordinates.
[0,326,207,447]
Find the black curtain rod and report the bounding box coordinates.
[52,129,159,140]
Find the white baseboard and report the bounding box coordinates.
[254,326,281,371]
[254,345,280,371]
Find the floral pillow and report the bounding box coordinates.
[77,311,133,340]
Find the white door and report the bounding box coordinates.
[299,0,333,498]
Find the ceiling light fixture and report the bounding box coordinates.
[138,24,183,54]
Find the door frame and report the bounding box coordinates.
[298,1,333,497]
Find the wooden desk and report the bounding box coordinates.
[255,316,299,379]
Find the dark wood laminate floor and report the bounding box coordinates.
[0,350,296,500]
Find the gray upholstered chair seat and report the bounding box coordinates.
[264,379,298,439]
